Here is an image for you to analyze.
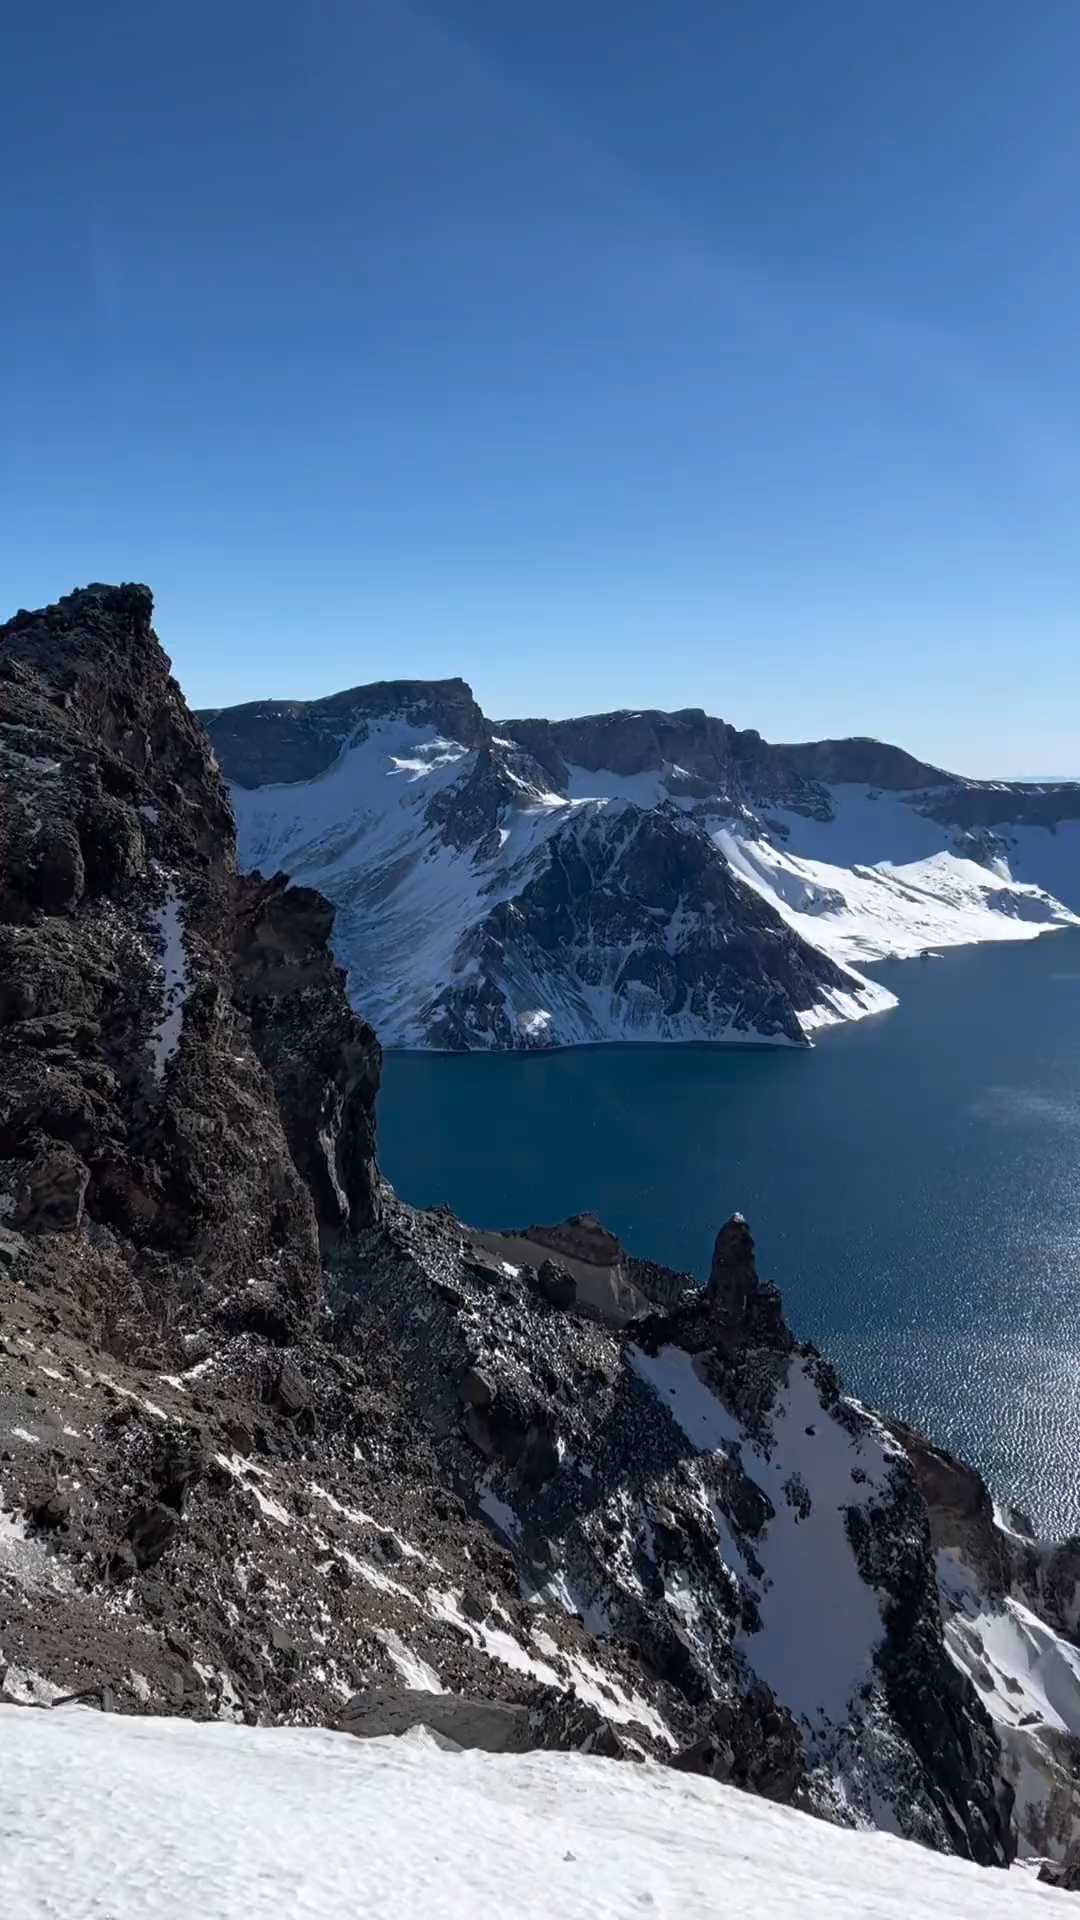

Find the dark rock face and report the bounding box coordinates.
[672,1685,804,1804]
[633,1216,791,1366]
[0,584,377,1346]
[338,1202,1013,1865]
[764,735,952,790]
[421,801,866,1050]
[198,678,487,789]
[1040,1845,1080,1892]
[501,708,951,799]
[927,783,1080,833]
[231,871,382,1243]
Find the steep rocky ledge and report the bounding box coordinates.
[0,583,379,1346]
[2,586,1080,1885]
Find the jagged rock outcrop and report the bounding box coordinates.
[4,584,1080,1883]
[231,871,381,1245]
[0,583,378,1346]
[338,1201,1018,1862]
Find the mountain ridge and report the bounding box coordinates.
[196,669,1078,1052]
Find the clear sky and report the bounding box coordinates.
[3,1,1079,775]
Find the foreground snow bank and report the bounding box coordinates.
[0,1706,1066,1918]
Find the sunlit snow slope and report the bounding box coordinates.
[1,1707,1068,1920]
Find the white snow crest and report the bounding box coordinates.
[0,1707,1064,1918]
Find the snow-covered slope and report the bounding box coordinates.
[1,1707,1068,1920]
[203,690,1077,1052]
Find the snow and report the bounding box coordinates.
[426,1586,561,1684]
[229,720,497,1044]
[476,1479,520,1542]
[939,1553,1080,1739]
[628,1347,899,1728]
[307,1480,435,1566]
[373,1629,446,1693]
[1,1668,64,1707]
[213,1454,292,1527]
[563,763,668,805]
[99,1376,171,1423]
[938,1550,1080,1856]
[517,1008,554,1038]
[147,887,192,1083]
[995,820,1080,911]
[715,827,1077,969]
[0,1503,71,1595]
[769,785,954,868]
[628,1343,744,1453]
[0,1706,1066,1919]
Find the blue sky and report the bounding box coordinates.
[3,0,1079,774]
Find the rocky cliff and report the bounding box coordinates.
[0,584,379,1345]
[199,680,1077,1051]
[3,586,1080,1883]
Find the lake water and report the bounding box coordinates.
[379,931,1080,1535]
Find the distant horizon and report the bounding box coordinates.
[176,648,1077,790]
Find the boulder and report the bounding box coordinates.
[340,1687,532,1753]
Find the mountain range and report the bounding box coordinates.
[3,585,1080,1895]
[198,681,1080,1050]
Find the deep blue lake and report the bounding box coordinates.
[379,932,1080,1535]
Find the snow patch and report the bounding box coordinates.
[373,1629,446,1694]
[213,1454,292,1527]
[147,887,192,1083]
[629,1347,898,1728]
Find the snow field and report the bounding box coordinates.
[0,1706,1068,1919]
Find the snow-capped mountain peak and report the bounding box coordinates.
[201,682,1078,1050]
